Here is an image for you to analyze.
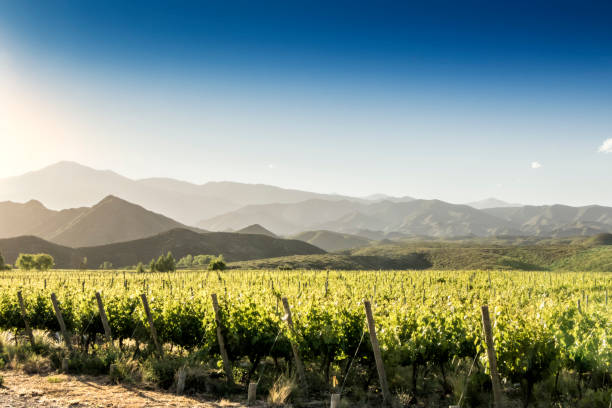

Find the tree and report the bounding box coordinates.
[149,259,156,272]
[34,254,54,271]
[208,255,226,271]
[165,252,176,272]
[99,261,113,270]
[0,253,9,270]
[16,254,35,271]
[79,257,88,270]
[154,252,176,272]
[136,262,145,273]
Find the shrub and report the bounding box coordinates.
[208,255,226,271]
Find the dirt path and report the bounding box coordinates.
[0,371,247,408]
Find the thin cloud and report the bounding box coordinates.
[267,163,277,169]
[531,161,542,169]
[598,138,612,153]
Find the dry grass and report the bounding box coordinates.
[267,374,297,406]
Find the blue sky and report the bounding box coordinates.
[1,1,611,205]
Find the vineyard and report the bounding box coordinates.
[0,269,610,407]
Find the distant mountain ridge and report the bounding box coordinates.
[0,162,360,225]
[199,199,612,238]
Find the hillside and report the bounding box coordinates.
[229,252,431,270]
[290,230,372,251]
[0,236,79,267]
[235,224,278,237]
[0,228,325,268]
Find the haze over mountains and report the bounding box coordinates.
[0,162,354,225]
[1,162,611,250]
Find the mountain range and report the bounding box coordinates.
[1,162,611,248]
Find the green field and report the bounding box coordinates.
[0,269,610,407]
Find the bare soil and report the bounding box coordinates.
[0,371,246,408]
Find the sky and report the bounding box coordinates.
[0,0,611,206]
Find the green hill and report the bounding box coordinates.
[230,236,612,271]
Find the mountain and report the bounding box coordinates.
[236,224,278,238]
[290,230,372,252]
[49,195,190,247]
[199,199,520,237]
[483,205,612,236]
[0,228,325,268]
[0,195,191,247]
[0,162,355,225]
[467,198,522,209]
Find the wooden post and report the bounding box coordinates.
[481,305,503,408]
[50,293,72,351]
[17,291,35,348]
[247,382,257,405]
[95,292,112,343]
[281,297,307,392]
[140,293,163,356]
[176,366,187,395]
[330,393,341,408]
[364,300,392,405]
[211,293,234,385]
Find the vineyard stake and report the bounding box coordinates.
[330,393,341,408]
[281,297,308,393]
[95,292,113,343]
[16,291,35,348]
[481,305,503,408]
[50,293,73,351]
[211,293,235,385]
[247,382,257,405]
[140,293,163,356]
[364,300,392,405]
